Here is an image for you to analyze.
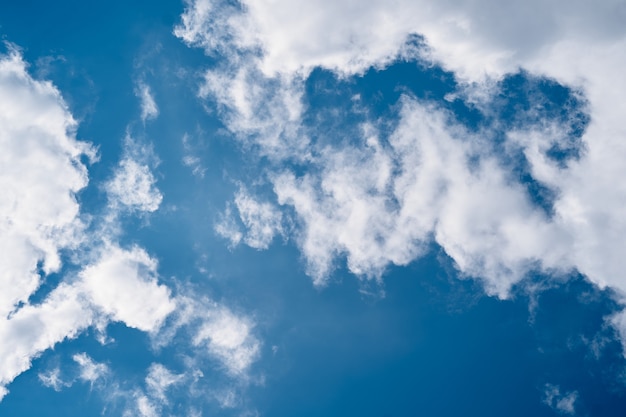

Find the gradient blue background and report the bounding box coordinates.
[1,1,625,416]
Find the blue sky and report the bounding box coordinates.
[1,0,626,416]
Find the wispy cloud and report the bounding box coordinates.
[216,187,283,250]
[544,384,578,415]
[135,81,159,123]
[160,294,262,378]
[181,133,207,178]
[73,353,109,386]
[38,367,69,392]
[145,363,184,403]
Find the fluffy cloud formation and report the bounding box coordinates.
[273,101,568,291]
[0,46,93,321]
[0,47,261,401]
[0,47,95,400]
[176,0,625,79]
[79,245,176,332]
[176,0,626,347]
[0,243,176,399]
[0,283,92,400]
[106,154,163,213]
[175,2,626,281]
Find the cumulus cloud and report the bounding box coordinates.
[90,308,259,416]
[106,155,163,214]
[79,245,176,333]
[176,0,309,160]
[0,45,263,404]
[0,283,93,400]
[0,46,94,320]
[274,99,573,292]
[0,241,178,399]
[175,0,626,323]
[129,393,159,417]
[119,361,215,417]
[176,0,626,80]
[0,46,95,400]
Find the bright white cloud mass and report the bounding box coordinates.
[2,0,626,415]
[0,47,93,400]
[0,45,260,404]
[176,0,626,328]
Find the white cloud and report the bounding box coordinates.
[0,49,170,398]
[0,242,178,399]
[193,305,260,376]
[39,354,108,393]
[38,367,68,392]
[135,393,159,417]
[176,0,626,81]
[73,353,109,385]
[106,156,162,214]
[0,46,263,405]
[164,295,260,377]
[149,291,261,380]
[273,100,569,293]
[216,188,283,250]
[0,283,93,400]
[544,384,578,415]
[116,363,179,417]
[122,364,185,417]
[181,133,207,178]
[145,363,183,403]
[96,328,257,416]
[213,388,238,408]
[234,188,283,249]
[176,1,308,159]
[215,203,244,248]
[79,244,176,333]
[609,309,626,355]
[0,46,94,320]
[135,82,159,123]
[0,47,96,401]
[175,0,626,333]
[182,154,205,177]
